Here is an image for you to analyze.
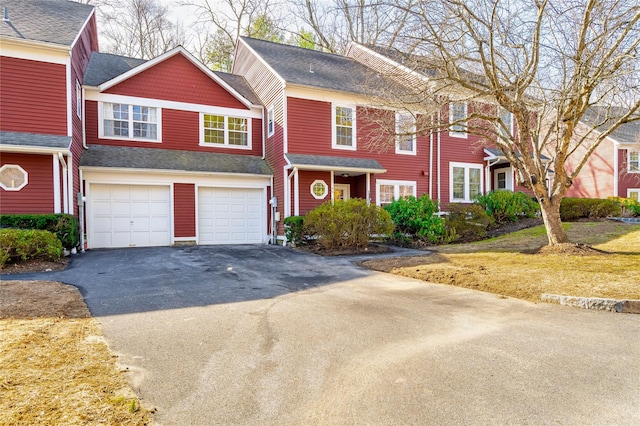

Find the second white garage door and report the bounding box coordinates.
[198,187,263,244]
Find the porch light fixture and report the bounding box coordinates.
[341,173,349,178]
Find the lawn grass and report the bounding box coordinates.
[363,221,640,302]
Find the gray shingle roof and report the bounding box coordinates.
[0,0,93,47]
[80,145,272,175]
[83,52,147,86]
[241,37,396,97]
[580,107,640,145]
[0,131,71,149]
[286,153,385,172]
[214,71,262,106]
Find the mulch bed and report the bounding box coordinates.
[1,258,68,275]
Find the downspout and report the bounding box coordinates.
[57,152,68,213]
[437,110,441,204]
[82,86,88,149]
[429,124,434,199]
[294,168,300,216]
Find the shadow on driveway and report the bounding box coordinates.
[3,245,380,317]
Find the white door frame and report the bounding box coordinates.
[493,166,513,191]
[334,183,351,200]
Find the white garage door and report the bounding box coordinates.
[198,187,263,244]
[90,184,171,248]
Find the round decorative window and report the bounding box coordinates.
[310,179,328,199]
[0,164,28,191]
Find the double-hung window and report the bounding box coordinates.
[333,105,356,150]
[102,102,159,141]
[267,107,275,137]
[76,80,82,119]
[628,189,639,201]
[629,151,639,172]
[396,113,416,155]
[376,180,416,206]
[449,102,467,138]
[201,114,250,148]
[450,162,482,202]
[498,108,513,141]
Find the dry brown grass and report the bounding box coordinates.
[364,221,640,302]
[0,281,153,425]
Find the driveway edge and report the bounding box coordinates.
[541,294,640,314]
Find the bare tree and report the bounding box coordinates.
[291,0,420,53]
[364,0,639,246]
[98,0,188,59]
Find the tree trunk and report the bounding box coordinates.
[539,197,570,245]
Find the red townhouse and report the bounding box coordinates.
[346,43,535,208]
[564,108,640,200]
[232,37,433,237]
[80,47,271,248]
[0,0,98,216]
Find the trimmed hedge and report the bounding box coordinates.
[475,191,539,224]
[284,215,306,246]
[445,203,494,242]
[0,214,79,249]
[304,199,394,249]
[0,228,63,267]
[384,194,447,243]
[560,198,621,221]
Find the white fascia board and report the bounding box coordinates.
[234,38,287,89]
[285,84,371,105]
[288,164,386,174]
[85,91,262,118]
[0,145,70,155]
[81,168,272,187]
[97,46,256,109]
[80,166,272,180]
[69,8,96,51]
[0,38,69,64]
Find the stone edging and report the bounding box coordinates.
[541,294,640,314]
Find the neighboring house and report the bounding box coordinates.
[346,43,535,206]
[232,37,435,235]
[0,0,98,215]
[80,47,271,248]
[564,109,640,200]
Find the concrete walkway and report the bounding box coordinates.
[8,245,640,425]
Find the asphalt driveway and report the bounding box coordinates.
[8,245,640,425]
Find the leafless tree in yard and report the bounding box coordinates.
[97,0,188,59]
[365,0,639,246]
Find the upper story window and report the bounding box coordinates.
[498,108,513,141]
[76,80,82,119]
[200,114,251,149]
[451,162,482,202]
[0,164,28,191]
[449,102,468,138]
[396,113,416,155]
[629,151,639,172]
[333,105,356,150]
[376,179,416,206]
[101,102,160,142]
[267,107,275,137]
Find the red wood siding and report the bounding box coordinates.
[0,153,54,214]
[297,171,332,214]
[287,97,332,152]
[618,148,640,197]
[85,101,263,156]
[174,183,196,238]
[0,57,67,135]
[105,54,248,109]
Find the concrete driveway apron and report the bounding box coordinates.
[9,245,640,425]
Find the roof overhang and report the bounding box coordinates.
[0,132,71,154]
[286,153,386,176]
[484,148,550,163]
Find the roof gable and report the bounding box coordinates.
[580,107,640,145]
[0,0,94,47]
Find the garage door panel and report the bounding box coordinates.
[90,184,170,249]
[198,187,263,245]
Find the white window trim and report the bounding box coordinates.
[396,112,417,155]
[628,189,640,200]
[628,150,639,173]
[450,162,484,203]
[498,108,514,141]
[332,103,357,151]
[76,79,82,119]
[311,179,329,199]
[198,113,252,150]
[267,107,275,137]
[375,179,417,206]
[449,102,468,139]
[98,101,162,143]
[0,164,28,191]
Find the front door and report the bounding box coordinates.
[493,167,513,191]
[334,183,350,200]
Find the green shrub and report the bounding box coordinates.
[560,198,622,221]
[445,203,494,242]
[0,214,79,249]
[304,198,394,249]
[608,196,640,217]
[475,191,539,224]
[0,228,63,267]
[284,215,306,246]
[384,194,447,243]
